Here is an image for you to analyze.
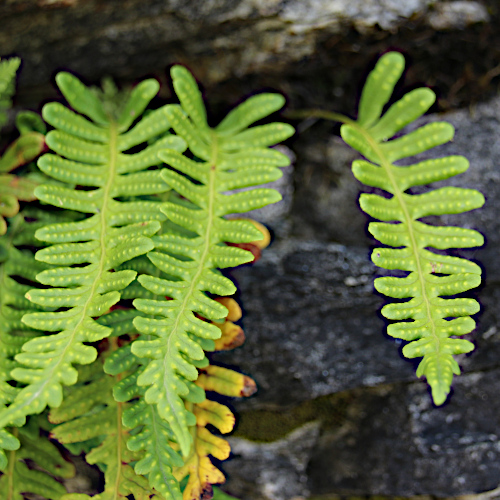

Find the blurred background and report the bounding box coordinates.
[3,1,500,498]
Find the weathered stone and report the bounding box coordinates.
[428,1,490,30]
[307,370,500,497]
[217,240,418,410]
[0,0,442,87]
[222,422,321,500]
[2,0,496,116]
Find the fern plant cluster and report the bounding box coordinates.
[0,49,485,499]
[0,58,293,499]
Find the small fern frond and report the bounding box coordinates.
[0,58,20,129]
[0,172,39,236]
[0,417,74,500]
[107,294,254,500]
[0,64,45,235]
[106,352,183,500]
[339,52,485,404]
[0,74,186,457]
[175,365,255,500]
[131,65,293,454]
[50,352,160,500]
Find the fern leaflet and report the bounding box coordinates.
[0,58,20,129]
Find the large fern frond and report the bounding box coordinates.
[0,74,186,457]
[339,52,484,404]
[131,66,294,454]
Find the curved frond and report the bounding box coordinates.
[341,52,484,404]
[0,74,186,456]
[131,65,293,454]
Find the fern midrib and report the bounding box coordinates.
[0,123,119,429]
[162,132,218,424]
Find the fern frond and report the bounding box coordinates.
[0,417,74,500]
[176,362,256,500]
[106,351,183,500]
[50,353,161,500]
[106,311,252,500]
[0,74,186,459]
[0,212,54,468]
[340,52,484,404]
[131,65,293,454]
[0,95,45,235]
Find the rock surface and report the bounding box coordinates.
[3,0,498,115]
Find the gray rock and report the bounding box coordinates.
[217,240,417,410]
[428,1,490,30]
[307,370,500,496]
[222,422,321,500]
[1,0,491,113]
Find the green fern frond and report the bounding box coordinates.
[131,65,293,455]
[0,74,186,459]
[105,349,183,500]
[105,296,254,500]
[0,90,45,235]
[0,58,20,129]
[50,352,161,500]
[0,417,74,500]
[340,52,484,404]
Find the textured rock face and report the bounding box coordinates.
[2,0,495,114]
[0,0,439,86]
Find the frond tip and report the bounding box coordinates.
[341,51,484,405]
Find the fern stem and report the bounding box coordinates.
[284,109,356,127]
